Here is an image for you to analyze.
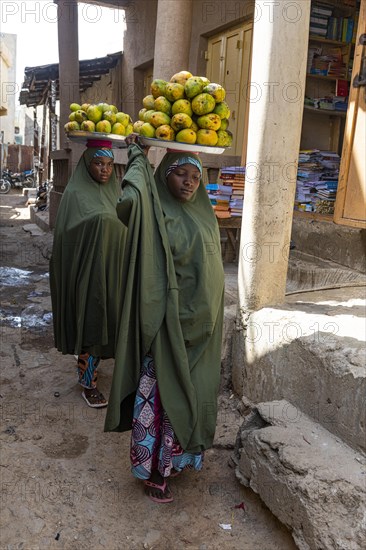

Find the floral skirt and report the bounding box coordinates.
[130,354,203,480]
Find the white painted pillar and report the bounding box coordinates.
[239,0,311,311]
[56,0,79,148]
[153,0,193,80]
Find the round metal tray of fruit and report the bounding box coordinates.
[66,130,128,148]
[64,102,133,148]
[136,71,233,155]
[138,136,228,154]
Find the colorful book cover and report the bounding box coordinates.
[342,18,348,42]
[346,18,354,43]
[336,79,348,96]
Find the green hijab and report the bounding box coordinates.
[155,152,224,356]
[105,145,224,452]
[50,147,127,358]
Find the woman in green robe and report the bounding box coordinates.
[105,136,224,503]
[50,141,127,408]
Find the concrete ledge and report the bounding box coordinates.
[232,286,366,452]
[291,217,366,273]
[287,250,366,292]
[233,400,366,550]
[30,205,50,233]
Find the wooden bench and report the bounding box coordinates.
[218,217,242,262]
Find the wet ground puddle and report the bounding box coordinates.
[0,267,52,330]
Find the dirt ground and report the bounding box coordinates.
[0,191,297,550]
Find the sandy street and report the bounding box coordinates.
[0,191,296,550]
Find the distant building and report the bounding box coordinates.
[0,33,17,144]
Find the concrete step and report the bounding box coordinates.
[232,285,366,453]
[291,216,366,273]
[287,250,366,293]
[29,205,50,233]
[233,400,366,550]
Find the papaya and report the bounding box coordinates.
[155,125,175,141]
[171,113,193,132]
[196,129,218,146]
[176,129,197,144]
[197,113,221,131]
[191,93,216,115]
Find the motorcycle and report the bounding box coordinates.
[0,178,11,194]
[0,168,37,193]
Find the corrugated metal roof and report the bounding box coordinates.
[19,51,122,107]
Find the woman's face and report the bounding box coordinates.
[167,163,201,202]
[89,156,114,184]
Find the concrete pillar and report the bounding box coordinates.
[153,0,193,80]
[56,0,79,148]
[238,1,311,311]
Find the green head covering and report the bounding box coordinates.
[50,145,126,358]
[155,151,206,205]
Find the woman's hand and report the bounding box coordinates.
[125,133,150,156]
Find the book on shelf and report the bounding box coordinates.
[310,16,329,27]
[208,194,231,203]
[206,183,233,194]
[212,204,229,211]
[312,5,333,17]
[310,26,328,36]
[214,211,231,219]
[336,79,349,96]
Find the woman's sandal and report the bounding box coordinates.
[82,388,108,408]
[144,479,173,503]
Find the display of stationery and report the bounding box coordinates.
[295,149,340,214]
[206,165,245,219]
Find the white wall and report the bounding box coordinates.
[0,33,17,144]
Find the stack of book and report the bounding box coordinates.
[206,182,233,219]
[309,46,347,78]
[206,166,245,219]
[221,166,245,218]
[295,150,340,214]
[310,3,333,37]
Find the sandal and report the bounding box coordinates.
[144,479,173,503]
[82,388,108,408]
[170,469,181,478]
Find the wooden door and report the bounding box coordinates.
[334,0,366,228]
[207,23,253,157]
[143,66,154,97]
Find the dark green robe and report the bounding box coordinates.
[49,148,127,358]
[105,144,224,453]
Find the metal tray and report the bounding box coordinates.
[66,131,127,148]
[139,137,228,155]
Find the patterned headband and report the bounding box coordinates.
[93,148,114,159]
[165,157,202,179]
